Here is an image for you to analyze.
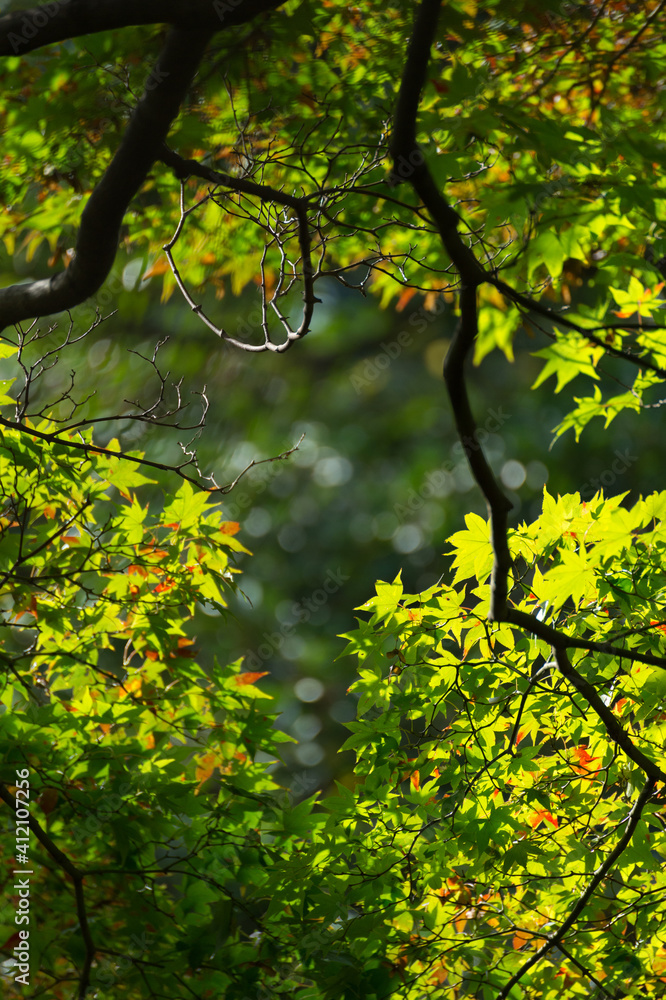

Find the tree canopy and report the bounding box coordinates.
[2,1,666,999]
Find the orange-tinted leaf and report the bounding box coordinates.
[142,258,169,280]
[513,930,531,950]
[572,744,601,777]
[119,676,143,698]
[234,671,269,686]
[128,564,148,578]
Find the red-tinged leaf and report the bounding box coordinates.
[234,671,269,686]
[530,809,559,829]
[61,534,80,544]
[572,745,600,777]
[145,650,159,661]
[164,522,180,530]
[128,564,148,578]
[410,771,420,791]
[170,636,198,658]
[38,788,59,815]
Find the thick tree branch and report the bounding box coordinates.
[552,648,666,781]
[443,286,513,619]
[0,26,213,332]
[507,606,666,671]
[389,0,485,285]
[496,777,656,999]
[397,0,666,796]
[0,782,95,998]
[160,147,304,209]
[391,1,511,619]
[0,0,284,56]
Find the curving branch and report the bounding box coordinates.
[388,0,666,381]
[0,26,212,332]
[551,648,666,782]
[507,605,666,671]
[159,150,318,351]
[0,0,284,56]
[389,0,484,286]
[0,0,286,334]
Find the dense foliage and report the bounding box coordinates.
[1,1,666,998]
